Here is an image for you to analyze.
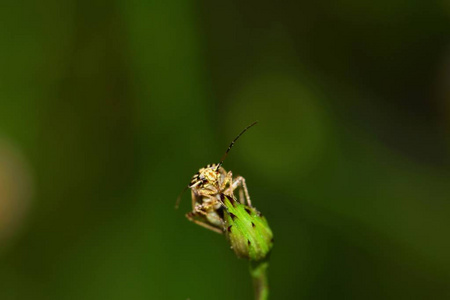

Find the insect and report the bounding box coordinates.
[176,122,273,260]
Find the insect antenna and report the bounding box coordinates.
[175,185,189,209]
[215,121,258,171]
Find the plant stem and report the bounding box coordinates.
[249,259,270,300]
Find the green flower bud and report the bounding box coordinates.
[222,195,273,261]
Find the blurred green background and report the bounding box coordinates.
[1,0,449,299]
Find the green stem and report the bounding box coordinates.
[249,259,270,300]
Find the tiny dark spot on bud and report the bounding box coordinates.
[220,194,225,201]
[245,208,251,214]
[247,240,251,246]
[228,225,232,232]
[251,222,255,228]
[229,213,237,220]
[271,238,274,243]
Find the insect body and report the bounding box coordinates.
[187,163,228,229]
[177,122,273,260]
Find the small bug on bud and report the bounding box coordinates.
[176,122,273,261]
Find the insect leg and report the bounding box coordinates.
[219,170,234,197]
[238,188,245,204]
[231,176,252,207]
[225,171,244,204]
[191,190,200,210]
[186,213,223,234]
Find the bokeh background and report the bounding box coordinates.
[1,1,450,299]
